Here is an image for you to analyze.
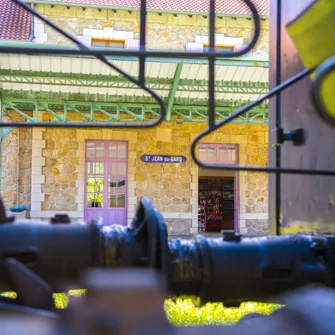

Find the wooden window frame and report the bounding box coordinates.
[91,38,125,48]
[198,143,237,164]
[203,44,235,53]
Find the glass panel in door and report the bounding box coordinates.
[107,160,127,226]
[85,161,105,223]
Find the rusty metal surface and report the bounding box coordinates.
[269,0,335,234]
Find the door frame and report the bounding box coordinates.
[198,143,239,231]
[84,140,128,225]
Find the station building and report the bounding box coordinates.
[0,0,270,236]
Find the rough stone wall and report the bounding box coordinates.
[18,129,32,209]
[1,129,32,213]
[1,129,19,209]
[42,128,79,212]
[34,5,269,56]
[243,131,268,236]
[134,126,192,214]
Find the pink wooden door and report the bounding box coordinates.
[85,141,128,226]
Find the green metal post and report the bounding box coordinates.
[0,98,268,124]
[0,69,269,94]
[167,63,183,121]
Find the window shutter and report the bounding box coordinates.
[235,44,253,56]
[215,33,224,44]
[75,35,92,47]
[185,42,204,52]
[125,38,140,50]
[224,37,240,45]
[195,35,209,44]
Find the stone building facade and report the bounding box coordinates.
[0,0,270,236]
[2,123,268,236]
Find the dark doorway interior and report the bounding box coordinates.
[198,176,235,232]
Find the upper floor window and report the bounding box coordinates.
[186,34,252,55]
[199,144,237,164]
[77,28,139,50]
[203,44,235,54]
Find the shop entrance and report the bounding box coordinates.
[198,144,238,233]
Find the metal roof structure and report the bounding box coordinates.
[0,50,269,124]
[0,0,270,125]
[0,54,268,101]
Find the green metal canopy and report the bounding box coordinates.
[0,42,269,125]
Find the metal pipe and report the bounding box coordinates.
[27,4,35,42]
[16,131,19,206]
[275,0,282,236]
[0,101,3,192]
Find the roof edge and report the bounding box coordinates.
[0,41,269,66]
[23,0,269,18]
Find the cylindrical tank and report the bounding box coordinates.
[0,217,333,305]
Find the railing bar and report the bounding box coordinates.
[208,0,216,129]
[275,0,282,236]
[139,0,147,85]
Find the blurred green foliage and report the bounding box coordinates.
[2,290,281,325]
[164,297,281,325]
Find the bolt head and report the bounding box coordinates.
[222,230,241,242]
